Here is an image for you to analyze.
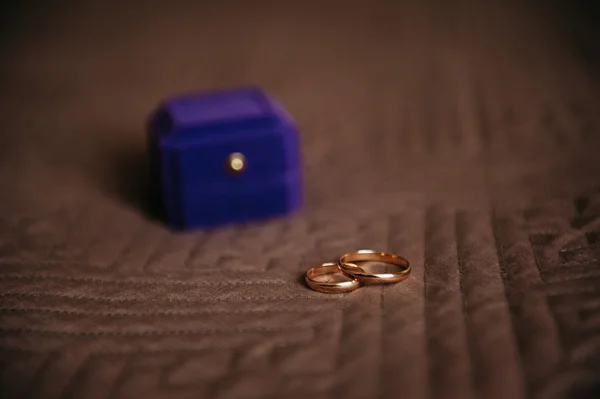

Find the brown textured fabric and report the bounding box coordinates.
[1,1,600,398]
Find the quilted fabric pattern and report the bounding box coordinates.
[1,1,600,398]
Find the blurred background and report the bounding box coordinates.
[0,0,598,213]
[0,1,599,398]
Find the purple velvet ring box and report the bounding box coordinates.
[147,86,303,230]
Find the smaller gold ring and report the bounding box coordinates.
[305,262,360,294]
[339,249,410,284]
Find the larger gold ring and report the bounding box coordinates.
[305,262,360,294]
[339,249,410,284]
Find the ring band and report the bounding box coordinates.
[338,249,410,284]
[305,262,360,294]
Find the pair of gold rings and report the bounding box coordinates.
[304,249,411,294]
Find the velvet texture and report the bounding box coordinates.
[148,87,302,229]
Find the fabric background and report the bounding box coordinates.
[1,1,600,398]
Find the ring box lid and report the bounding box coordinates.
[149,86,296,148]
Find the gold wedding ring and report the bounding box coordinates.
[305,262,361,294]
[338,249,411,284]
